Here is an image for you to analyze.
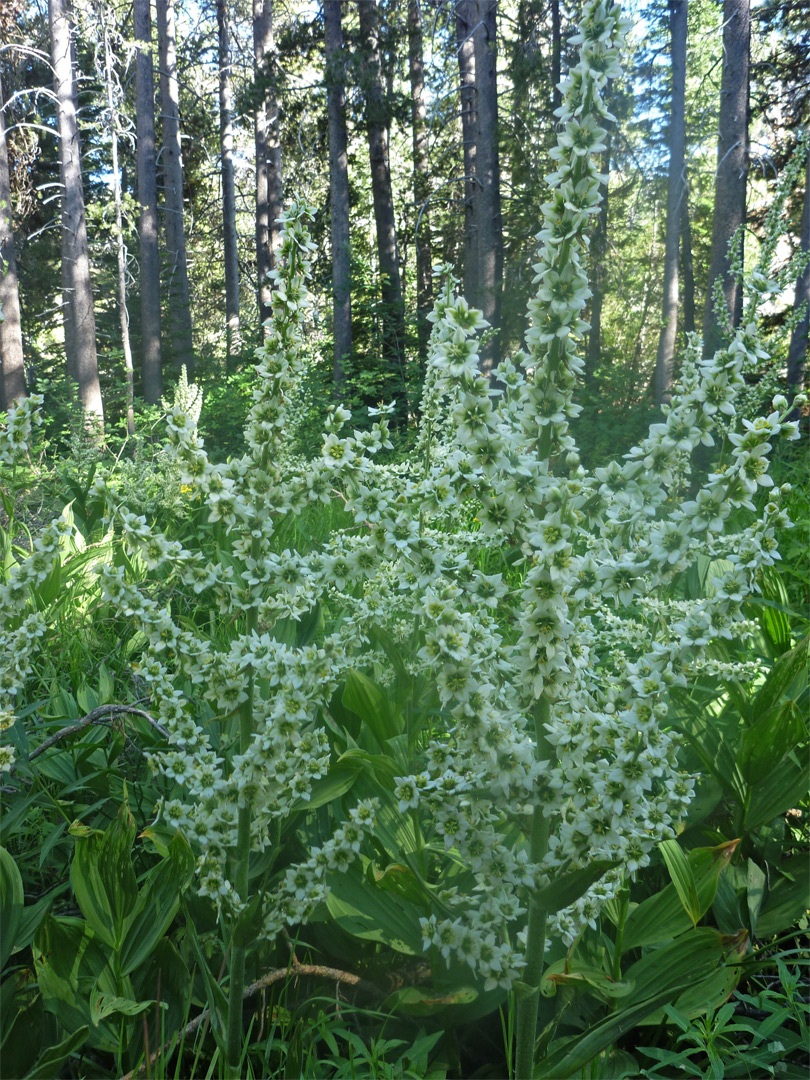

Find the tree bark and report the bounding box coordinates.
[103,22,135,437]
[551,0,562,116]
[586,129,611,383]
[408,0,432,366]
[134,0,163,403]
[324,0,351,394]
[786,147,810,403]
[472,0,503,377]
[157,0,194,378]
[680,190,696,335]
[654,0,687,404]
[702,0,750,359]
[49,0,104,431]
[0,72,26,409]
[456,0,477,309]
[357,0,407,422]
[217,0,241,359]
[254,0,283,330]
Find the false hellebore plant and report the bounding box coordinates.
[0,2,803,1075]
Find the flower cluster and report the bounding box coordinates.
[2,0,801,996]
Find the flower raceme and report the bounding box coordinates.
[0,0,802,997]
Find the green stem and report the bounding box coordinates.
[514,696,552,1080]
[225,563,259,1074]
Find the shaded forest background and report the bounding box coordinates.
[0,0,808,459]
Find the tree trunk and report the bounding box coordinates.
[786,147,810,403]
[157,0,194,377]
[103,23,135,438]
[654,0,687,404]
[702,0,750,358]
[49,0,104,431]
[680,191,696,335]
[324,0,351,394]
[357,0,407,422]
[217,0,241,359]
[472,0,503,377]
[134,0,163,403]
[551,0,562,117]
[586,130,611,383]
[254,0,283,329]
[0,72,26,409]
[408,0,432,366]
[456,0,477,308]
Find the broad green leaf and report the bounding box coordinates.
[326,870,423,954]
[534,860,618,915]
[90,990,156,1025]
[0,846,24,969]
[298,759,362,811]
[97,663,115,705]
[182,908,229,1050]
[738,701,807,785]
[33,916,122,1053]
[744,755,809,830]
[21,1026,89,1080]
[382,985,478,1016]
[13,890,53,954]
[638,964,742,1026]
[119,833,194,976]
[70,803,138,950]
[746,859,767,931]
[537,981,697,1079]
[623,927,739,1008]
[755,855,810,938]
[751,634,809,719]
[659,839,701,924]
[623,841,737,950]
[543,962,634,1002]
[342,670,403,749]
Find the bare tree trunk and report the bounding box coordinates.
[103,23,135,437]
[357,0,407,422]
[134,0,163,403]
[586,130,611,383]
[49,0,104,431]
[472,0,503,377]
[408,0,432,367]
[217,0,241,359]
[786,147,810,404]
[551,0,562,115]
[254,0,283,329]
[324,0,351,394]
[0,72,26,408]
[654,0,687,404]
[680,191,696,335]
[157,0,194,378]
[456,0,477,308]
[702,0,749,358]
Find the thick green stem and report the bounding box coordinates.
[225,582,258,1073]
[514,696,552,1080]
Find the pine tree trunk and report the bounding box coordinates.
[357,0,407,422]
[103,23,135,438]
[551,0,562,116]
[702,0,750,358]
[786,148,810,403]
[456,0,477,308]
[157,0,194,377]
[586,130,611,383]
[254,0,283,330]
[408,0,432,366]
[0,72,26,408]
[217,0,241,359]
[472,0,503,378]
[680,191,696,335]
[324,0,351,394]
[654,0,687,404]
[134,0,163,403]
[49,0,104,431]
